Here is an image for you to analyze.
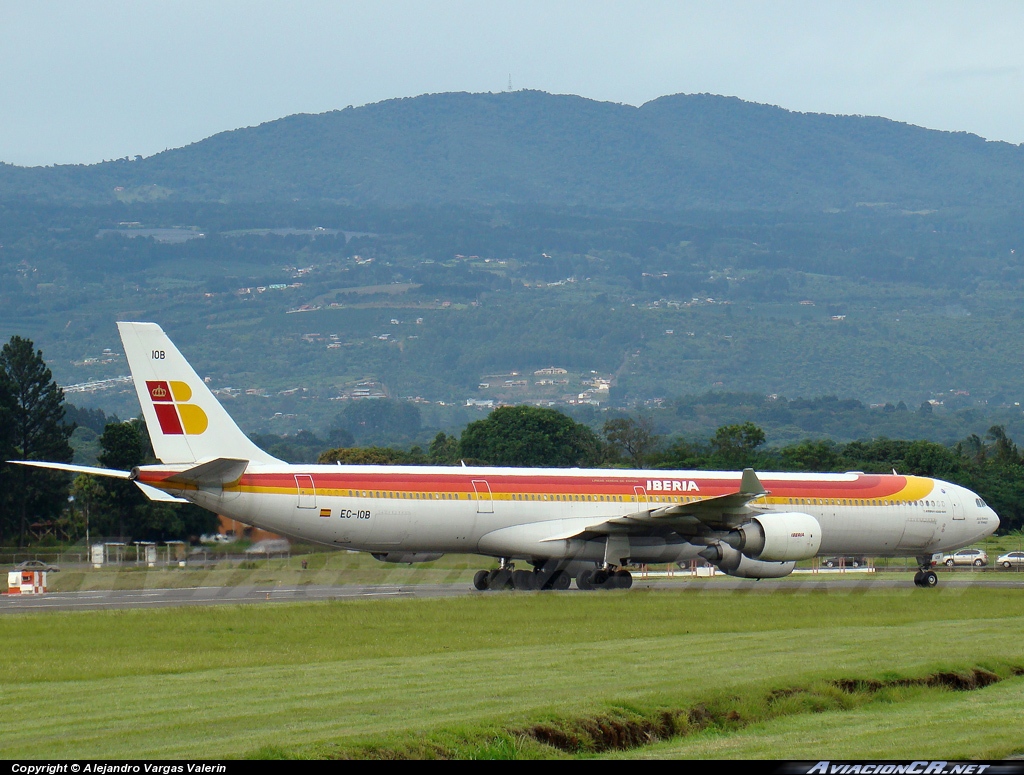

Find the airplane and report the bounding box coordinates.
[13,322,999,590]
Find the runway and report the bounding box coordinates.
[3,574,1022,613]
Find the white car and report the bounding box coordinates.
[939,548,988,567]
[200,533,233,544]
[996,551,1024,569]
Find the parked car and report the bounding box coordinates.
[823,556,868,568]
[245,539,291,555]
[13,559,60,572]
[200,533,233,544]
[938,548,988,567]
[996,551,1024,569]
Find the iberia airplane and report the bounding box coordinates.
[17,323,999,590]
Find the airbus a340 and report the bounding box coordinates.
[15,323,999,590]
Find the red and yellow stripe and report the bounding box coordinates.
[135,469,936,505]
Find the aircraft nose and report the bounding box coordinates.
[988,507,1001,533]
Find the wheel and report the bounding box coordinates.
[945,559,955,567]
[913,571,924,587]
[551,570,571,590]
[490,569,513,590]
[532,569,551,590]
[851,561,860,568]
[576,569,593,591]
[613,570,633,589]
[512,569,535,590]
[825,560,835,568]
[923,571,938,587]
[973,559,984,567]
[473,570,490,590]
[592,569,610,588]
[1003,561,1012,569]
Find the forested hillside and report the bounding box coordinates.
[3,91,1024,211]
[2,90,1024,464]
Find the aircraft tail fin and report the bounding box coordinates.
[117,322,281,466]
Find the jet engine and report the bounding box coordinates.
[722,512,821,562]
[371,552,444,564]
[699,542,796,578]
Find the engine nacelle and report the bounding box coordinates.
[727,512,821,562]
[699,543,796,579]
[371,552,444,564]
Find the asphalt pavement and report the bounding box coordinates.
[3,573,1022,613]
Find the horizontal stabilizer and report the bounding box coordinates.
[6,460,131,479]
[135,481,189,503]
[158,457,249,487]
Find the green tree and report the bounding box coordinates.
[337,399,421,444]
[0,336,74,545]
[708,422,766,469]
[602,416,659,468]
[95,421,148,539]
[318,446,428,465]
[458,406,603,467]
[428,432,460,464]
[70,474,104,545]
[0,363,16,541]
[778,439,843,472]
[649,438,708,470]
[986,425,1019,465]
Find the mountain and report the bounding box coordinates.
[3,90,1024,211]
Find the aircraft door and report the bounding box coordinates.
[295,475,317,509]
[472,479,494,513]
[634,486,648,513]
[949,491,965,520]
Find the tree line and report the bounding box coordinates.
[0,336,216,546]
[2,339,1021,546]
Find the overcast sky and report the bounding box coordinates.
[2,0,1022,167]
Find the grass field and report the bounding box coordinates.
[2,585,1023,759]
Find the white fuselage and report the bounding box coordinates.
[141,464,999,564]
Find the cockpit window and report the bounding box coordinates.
[976,498,987,508]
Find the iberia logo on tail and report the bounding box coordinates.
[146,381,208,435]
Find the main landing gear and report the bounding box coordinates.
[913,556,938,588]
[472,560,632,591]
[576,567,633,590]
[473,560,572,591]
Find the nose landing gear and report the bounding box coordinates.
[913,556,938,587]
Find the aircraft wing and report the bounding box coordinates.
[541,468,769,542]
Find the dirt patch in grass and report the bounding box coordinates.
[834,667,1001,694]
[317,664,1023,759]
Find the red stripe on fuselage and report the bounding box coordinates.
[217,471,910,499]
